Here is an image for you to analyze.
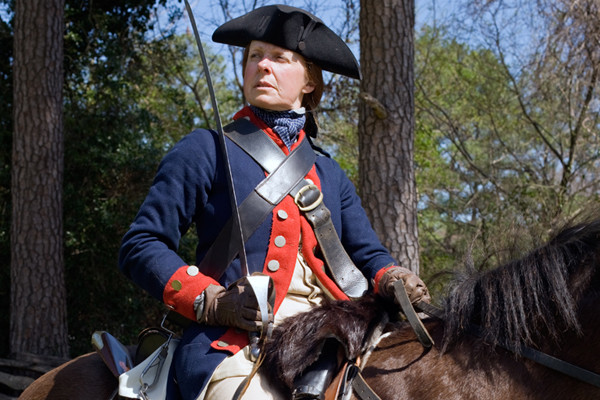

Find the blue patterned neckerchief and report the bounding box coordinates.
[250,105,306,150]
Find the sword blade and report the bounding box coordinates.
[184,0,249,277]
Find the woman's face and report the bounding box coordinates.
[243,41,315,111]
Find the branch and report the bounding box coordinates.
[359,92,388,119]
[416,80,508,196]
[564,62,598,186]
[491,15,566,168]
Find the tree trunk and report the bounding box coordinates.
[11,0,68,357]
[359,0,419,273]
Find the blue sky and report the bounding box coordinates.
[0,0,464,44]
[154,0,461,66]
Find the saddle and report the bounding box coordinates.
[92,315,180,400]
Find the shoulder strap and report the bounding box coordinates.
[199,118,316,280]
[224,119,368,299]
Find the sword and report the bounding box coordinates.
[183,0,248,276]
[183,0,274,361]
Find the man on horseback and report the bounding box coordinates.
[119,4,430,399]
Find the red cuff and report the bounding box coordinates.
[163,265,220,321]
[373,265,399,294]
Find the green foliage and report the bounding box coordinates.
[413,25,600,293]
[62,28,238,355]
[315,74,361,184]
[59,0,181,356]
[1,0,241,357]
[415,28,534,285]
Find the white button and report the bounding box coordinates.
[274,236,286,247]
[277,210,288,220]
[187,265,199,276]
[267,260,280,272]
[306,179,314,184]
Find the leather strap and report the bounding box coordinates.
[519,345,600,388]
[223,118,368,298]
[468,323,600,388]
[199,119,316,279]
[393,281,434,348]
[352,372,382,400]
[296,186,368,298]
[324,361,348,400]
[224,118,285,172]
[415,301,600,388]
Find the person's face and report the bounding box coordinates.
[243,41,315,111]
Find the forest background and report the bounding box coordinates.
[1,0,599,359]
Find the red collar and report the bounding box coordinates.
[233,106,307,155]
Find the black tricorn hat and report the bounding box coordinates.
[212,4,361,80]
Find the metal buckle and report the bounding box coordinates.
[139,313,176,398]
[294,184,323,212]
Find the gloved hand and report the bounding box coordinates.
[200,281,268,332]
[378,266,430,305]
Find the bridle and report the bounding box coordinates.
[351,282,600,400]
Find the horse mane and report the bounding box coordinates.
[441,218,600,352]
[261,295,392,391]
[261,219,600,391]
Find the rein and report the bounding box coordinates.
[351,285,600,400]
[413,301,600,389]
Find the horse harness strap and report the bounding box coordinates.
[393,280,434,348]
[469,323,600,389]
[352,372,382,400]
[323,360,382,400]
[206,117,368,298]
[520,343,600,388]
[414,301,600,389]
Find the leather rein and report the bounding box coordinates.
[351,283,600,400]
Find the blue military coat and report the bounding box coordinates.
[119,107,396,398]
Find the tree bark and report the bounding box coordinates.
[11,0,68,357]
[359,0,419,273]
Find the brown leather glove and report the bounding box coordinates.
[200,281,268,332]
[378,266,430,304]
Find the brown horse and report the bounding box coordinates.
[19,219,600,399]
[261,219,600,399]
[18,351,118,400]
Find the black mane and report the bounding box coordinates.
[442,219,600,351]
[261,294,392,390]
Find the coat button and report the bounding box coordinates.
[217,341,229,347]
[267,260,280,272]
[171,280,182,291]
[277,209,288,220]
[274,236,286,247]
[187,265,199,276]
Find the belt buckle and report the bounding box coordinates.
[294,184,323,212]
